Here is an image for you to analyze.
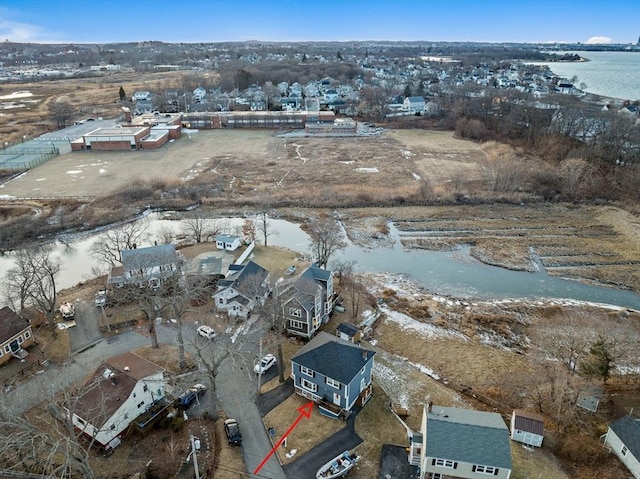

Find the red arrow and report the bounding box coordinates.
[253,401,314,475]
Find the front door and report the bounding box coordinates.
[333,393,341,406]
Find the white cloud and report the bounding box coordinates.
[585,36,612,44]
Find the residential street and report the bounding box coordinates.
[7,323,287,479]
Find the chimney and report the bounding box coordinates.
[428,401,433,413]
[362,350,368,360]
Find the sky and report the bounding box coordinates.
[0,0,638,45]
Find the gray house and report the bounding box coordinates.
[282,264,334,339]
[108,244,182,289]
[510,409,544,447]
[411,404,512,479]
[290,332,375,419]
[213,260,270,318]
[603,415,640,479]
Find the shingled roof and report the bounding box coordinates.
[292,332,375,384]
[609,415,640,459]
[426,406,512,470]
[0,307,29,341]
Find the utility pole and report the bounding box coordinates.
[190,434,200,479]
[257,336,263,394]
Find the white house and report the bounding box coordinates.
[213,260,270,318]
[215,234,242,251]
[133,91,152,101]
[403,96,426,114]
[193,86,207,102]
[603,415,640,479]
[69,351,166,451]
[107,244,182,290]
[510,409,544,447]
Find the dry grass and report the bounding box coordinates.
[510,442,572,479]
[351,384,410,479]
[262,394,344,465]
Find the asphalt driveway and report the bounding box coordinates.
[283,406,363,479]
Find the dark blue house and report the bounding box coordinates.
[290,332,375,418]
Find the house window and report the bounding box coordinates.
[433,459,456,469]
[289,319,304,330]
[143,384,148,392]
[17,336,23,344]
[137,401,145,408]
[472,465,498,475]
[110,424,116,430]
[4,345,9,353]
[24,330,31,339]
[300,366,315,378]
[288,307,302,318]
[326,378,341,389]
[76,417,86,426]
[133,393,136,398]
[300,378,317,392]
[124,413,129,420]
[0,349,3,357]
[621,445,628,456]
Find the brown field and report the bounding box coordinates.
[0,128,485,199]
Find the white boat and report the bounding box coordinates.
[316,450,360,479]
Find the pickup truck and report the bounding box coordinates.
[176,384,207,409]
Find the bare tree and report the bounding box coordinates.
[256,211,272,246]
[306,216,347,269]
[181,214,225,243]
[0,375,97,478]
[533,310,598,373]
[48,100,75,128]
[5,246,61,333]
[90,221,148,267]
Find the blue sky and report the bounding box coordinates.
[0,0,638,44]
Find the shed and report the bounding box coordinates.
[510,409,544,447]
[336,322,360,343]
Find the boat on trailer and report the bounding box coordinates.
[316,450,360,479]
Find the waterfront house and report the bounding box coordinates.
[213,260,270,318]
[108,244,182,290]
[215,234,242,251]
[603,415,640,479]
[282,264,334,339]
[410,404,512,479]
[290,332,375,418]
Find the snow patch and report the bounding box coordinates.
[66,170,82,175]
[381,305,467,341]
[355,167,379,173]
[412,172,422,180]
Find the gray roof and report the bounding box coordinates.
[292,332,375,384]
[121,244,176,270]
[299,263,331,284]
[216,234,240,243]
[609,416,640,458]
[336,322,359,337]
[426,406,512,470]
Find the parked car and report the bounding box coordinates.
[254,354,277,375]
[176,383,207,409]
[95,290,107,307]
[224,418,242,445]
[197,325,216,339]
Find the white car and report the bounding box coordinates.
[197,325,216,339]
[254,354,277,374]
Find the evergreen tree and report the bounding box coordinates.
[403,85,412,98]
[337,50,343,61]
[119,86,127,102]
